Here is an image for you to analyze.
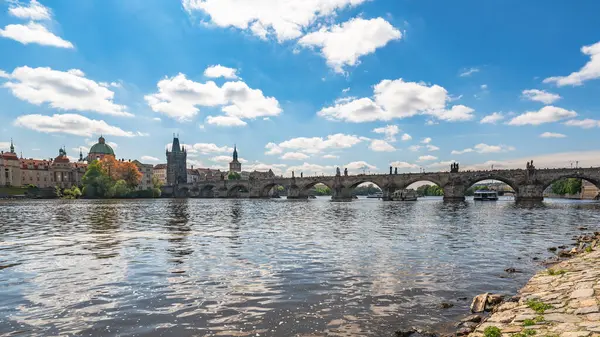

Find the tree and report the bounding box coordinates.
[228,172,241,180]
[119,161,142,188]
[551,178,582,195]
[82,160,112,198]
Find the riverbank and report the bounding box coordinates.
[465,235,600,337]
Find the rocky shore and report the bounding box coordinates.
[397,232,600,337]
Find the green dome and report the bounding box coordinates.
[89,136,115,156]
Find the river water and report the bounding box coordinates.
[1,197,599,336]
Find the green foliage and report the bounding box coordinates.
[551,178,582,195]
[465,185,491,196]
[483,326,502,337]
[26,184,38,189]
[54,186,62,198]
[353,183,382,196]
[312,184,331,196]
[81,160,157,199]
[547,269,567,276]
[62,186,82,199]
[416,184,444,196]
[513,329,537,337]
[152,187,161,198]
[276,185,285,192]
[526,299,553,314]
[585,246,593,253]
[228,172,241,180]
[151,175,163,189]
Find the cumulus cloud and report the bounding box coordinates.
[564,119,600,129]
[191,143,234,154]
[265,142,284,155]
[421,137,432,144]
[204,64,239,79]
[298,17,401,73]
[540,132,566,138]
[543,41,600,86]
[459,67,480,77]
[463,150,600,171]
[8,0,51,20]
[210,155,247,163]
[369,139,396,152]
[182,0,367,42]
[206,115,247,127]
[408,145,421,152]
[401,133,412,141]
[285,162,335,176]
[145,73,281,123]
[322,154,339,159]
[141,155,160,162]
[0,22,73,48]
[345,161,377,172]
[426,145,439,151]
[318,78,474,123]
[522,89,561,104]
[390,161,418,169]
[14,113,138,137]
[508,106,577,126]
[372,124,400,141]
[418,155,437,162]
[281,152,310,160]
[274,133,363,154]
[480,112,504,124]
[2,66,131,117]
[451,143,515,155]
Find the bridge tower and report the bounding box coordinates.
[166,134,187,186]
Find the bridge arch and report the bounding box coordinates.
[463,175,519,194]
[541,173,600,191]
[199,184,217,198]
[227,184,249,198]
[300,180,335,192]
[400,176,444,190]
[404,180,444,197]
[260,182,289,198]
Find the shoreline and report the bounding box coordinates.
[445,232,599,337]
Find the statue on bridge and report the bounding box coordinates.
[300,172,303,178]
[450,162,459,173]
[527,160,535,171]
[390,166,393,175]
[220,173,224,180]
[344,168,348,176]
[336,167,341,176]
[394,167,398,175]
[292,171,295,178]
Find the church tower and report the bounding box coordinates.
[166,135,187,185]
[229,145,241,173]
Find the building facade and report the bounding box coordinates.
[133,160,154,191]
[166,136,187,185]
[1,141,21,187]
[153,164,167,185]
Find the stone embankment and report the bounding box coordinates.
[467,234,600,337]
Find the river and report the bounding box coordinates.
[1,197,599,336]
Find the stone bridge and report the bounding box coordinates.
[162,164,600,202]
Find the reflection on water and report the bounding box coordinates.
[1,197,599,336]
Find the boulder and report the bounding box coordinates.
[470,293,488,313]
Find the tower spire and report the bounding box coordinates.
[233,144,238,161]
[10,138,14,154]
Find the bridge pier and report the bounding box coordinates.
[443,184,466,202]
[287,185,308,199]
[515,184,544,202]
[331,186,353,202]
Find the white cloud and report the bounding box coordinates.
[210,155,247,163]
[421,137,432,144]
[418,155,437,162]
[298,17,401,73]
[480,84,488,90]
[543,41,600,86]
[451,143,515,155]
[73,146,90,154]
[204,64,239,79]
[342,87,350,93]
[276,133,363,154]
[281,152,310,160]
[0,69,9,78]
[182,0,368,42]
[322,154,339,159]
[206,115,247,127]
[14,113,138,137]
[372,124,399,142]
[540,132,566,138]
[318,78,473,123]
[192,143,233,154]
[564,119,600,129]
[369,139,396,152]
[426,160,456,169]
[463,150,600,171]
[285,162,335,176]
[401,133,412,141]
[0,142,12,151]
[0,22,73,48]
[152,117,161,121]
[408,145,421,152]
[345,161,377,173]
[459,67,479,77]
[426,145,439,151]
[265,142,284,155]
[107,141,118,148]
[8,0,50,20]
[2,66,130,117]
[141,156,160,162]
[508,106,577,126]
[522,89,561,104]
[480,112,504,124]
[390,161,418,169]
[145,73,281,122]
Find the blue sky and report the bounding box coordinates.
[1,0,599,176]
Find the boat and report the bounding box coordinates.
[367,192,383,199]
[391,189,418,201]
[473,189,499,201]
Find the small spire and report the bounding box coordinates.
[10,138,14,153]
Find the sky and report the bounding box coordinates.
[1,0,600,177]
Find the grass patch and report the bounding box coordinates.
[546,269,567,276]
[513,329,537,337]
[483,326,502,337]
[523,316,545,326]
[526,299,553,314]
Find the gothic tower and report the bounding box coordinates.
[229,145,241,173]
[166,135,187,185]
